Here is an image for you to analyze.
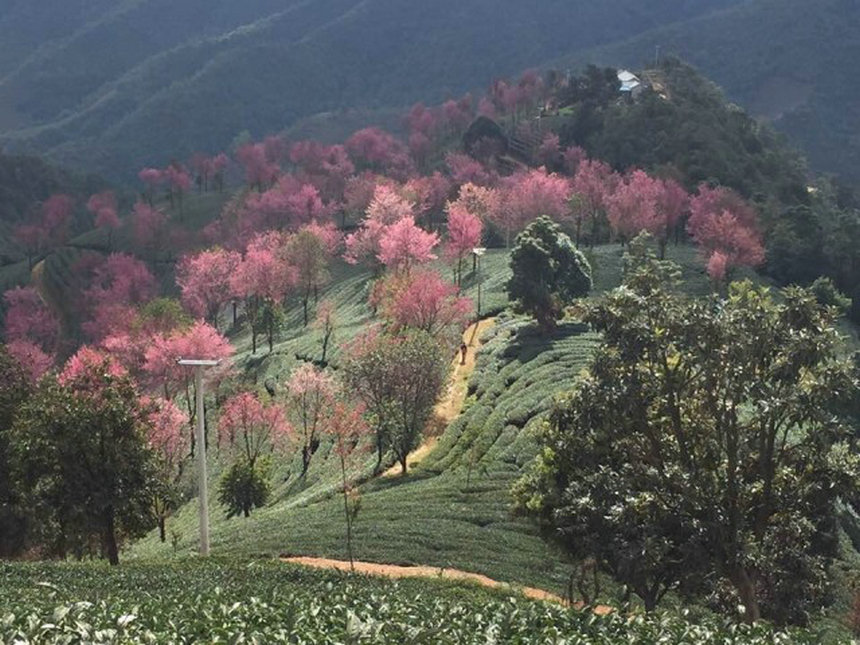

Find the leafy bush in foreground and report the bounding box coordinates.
[0,560,835,644]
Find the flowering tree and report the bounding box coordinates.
[287,223,339,326]
[324,398,370,571]
[230,232,296,353]
[143,321,233,443]
[344,185,415,271]
[378,216,439,273]
[6,339,54,383]
[236,141,280,190]
[341,327,448,473]
[446,152,498,188]
[403,172,451,229]
[446,204,483,284]
[3,286,61,354]
[176,248,242,328]
[500,168,571,238]
[570,158,617,246]
[375,270,473,344]
[314,299,336,364]
[605,170,663,242]
[345,127,413,180]
[131,202,167,259]
[285,364,336,476]
[217,391,292,517]
[688,186,765,281]
[144,396,189,541]
[87,191,120,248]
[139,168,165,204]
[14,195,74,265]
[166,164,192,213]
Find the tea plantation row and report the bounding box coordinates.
[0,560,830,644]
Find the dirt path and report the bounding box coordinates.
[383,318,496,477]
[282,556,613,614]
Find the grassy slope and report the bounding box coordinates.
[130,243,716,601]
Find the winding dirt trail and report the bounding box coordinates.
[382,318,497,477]
[281,556,613,614]
[284,317,614,615]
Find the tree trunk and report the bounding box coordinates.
[301,446,312,477]
[104,507,119,566]
[232,301,238,326]
[341,456,355,572]
[158,516,166,543]
[730,566,761,623]
[302,297,309,327]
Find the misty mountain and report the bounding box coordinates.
[0,0,854,184]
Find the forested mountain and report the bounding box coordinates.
[0,0,772,180]
[561,0,860,184]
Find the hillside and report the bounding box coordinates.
[0,0,749,180]
[561,0,860,183]
[0,0,857,187]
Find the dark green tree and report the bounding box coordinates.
[0,345,31,557]
[507,216,592,331]
[515,247,860,625]
[10,369,157,565]
[218,458,271,519]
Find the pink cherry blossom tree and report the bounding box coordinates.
[570,158,617,246]
[230,232,297,353]
[87,191,120,249]
[445,204,483,285]
[219,391,292,469]
[139,168,165,204]
[176,248,242,328]
[3,286,61,354]
[144,396,190,541]
[236,142,280,191]
[605,170,663,242]
[285,364,336,476]
[378,216,439,273]
[324,398,370,571]
[6,339,54,383]
[688,185,764,280]
[375,269,473,343]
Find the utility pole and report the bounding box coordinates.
[178,358,220,557]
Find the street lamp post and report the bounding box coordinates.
[472,247,487,315]
[177,358,220,557]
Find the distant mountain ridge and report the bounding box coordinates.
[0,0,855,185]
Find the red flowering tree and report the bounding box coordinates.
[688,186,765,281]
